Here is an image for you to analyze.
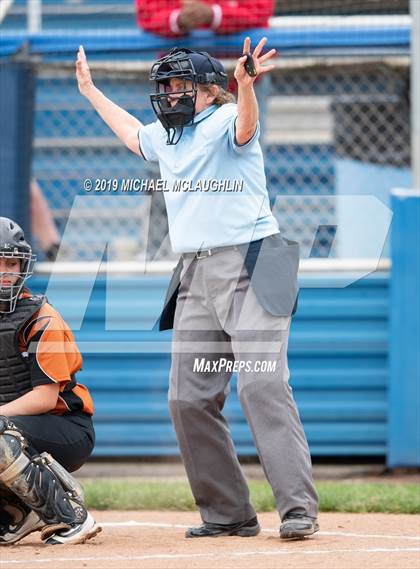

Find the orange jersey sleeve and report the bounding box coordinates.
[18,300,94,416]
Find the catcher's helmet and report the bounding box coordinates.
[149,48,228,145]
[0,217,36,313]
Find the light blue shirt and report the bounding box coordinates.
[138,103,279,253]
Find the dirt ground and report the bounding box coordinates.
[1,511,419,569]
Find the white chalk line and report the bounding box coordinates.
[1,547,420,566]
[100,520,420,541]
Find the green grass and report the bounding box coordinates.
[82,479,420,514]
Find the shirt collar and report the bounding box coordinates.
[193,104,218,124]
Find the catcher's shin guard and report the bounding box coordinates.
[0,416,86,528]
[38,452,85,502]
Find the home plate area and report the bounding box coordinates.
[2,512,419,569]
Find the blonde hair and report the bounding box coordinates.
[199,84,236,106]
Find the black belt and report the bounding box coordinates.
[182,244,240,260]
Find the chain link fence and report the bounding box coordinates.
[32,54,410,261]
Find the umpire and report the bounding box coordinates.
[76,37,319,539]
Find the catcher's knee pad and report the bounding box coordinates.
[0,416,30,483]
[0,415,86,527]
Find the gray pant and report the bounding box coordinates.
[169,248,318,524]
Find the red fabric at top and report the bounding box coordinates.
[136,0,274,38]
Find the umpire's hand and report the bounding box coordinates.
[234,37,276,87]
[76,45,94,96]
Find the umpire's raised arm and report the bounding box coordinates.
[234,37,276,146]
[76,46,144,156]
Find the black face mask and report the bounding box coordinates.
[150,91,196,145]
[149,48,227,145]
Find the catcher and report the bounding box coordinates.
[0,216,100,545]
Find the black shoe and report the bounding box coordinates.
[42,512,102,545]
[186,516,260,538]
[280,513,319,539]
[0,494,45,546]
[0,510,45,545]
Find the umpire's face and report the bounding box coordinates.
[166,78,218,114]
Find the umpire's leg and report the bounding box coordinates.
[227,279,318,520]
[169,258,256,524]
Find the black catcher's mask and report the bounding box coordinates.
[149,48,228,145]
